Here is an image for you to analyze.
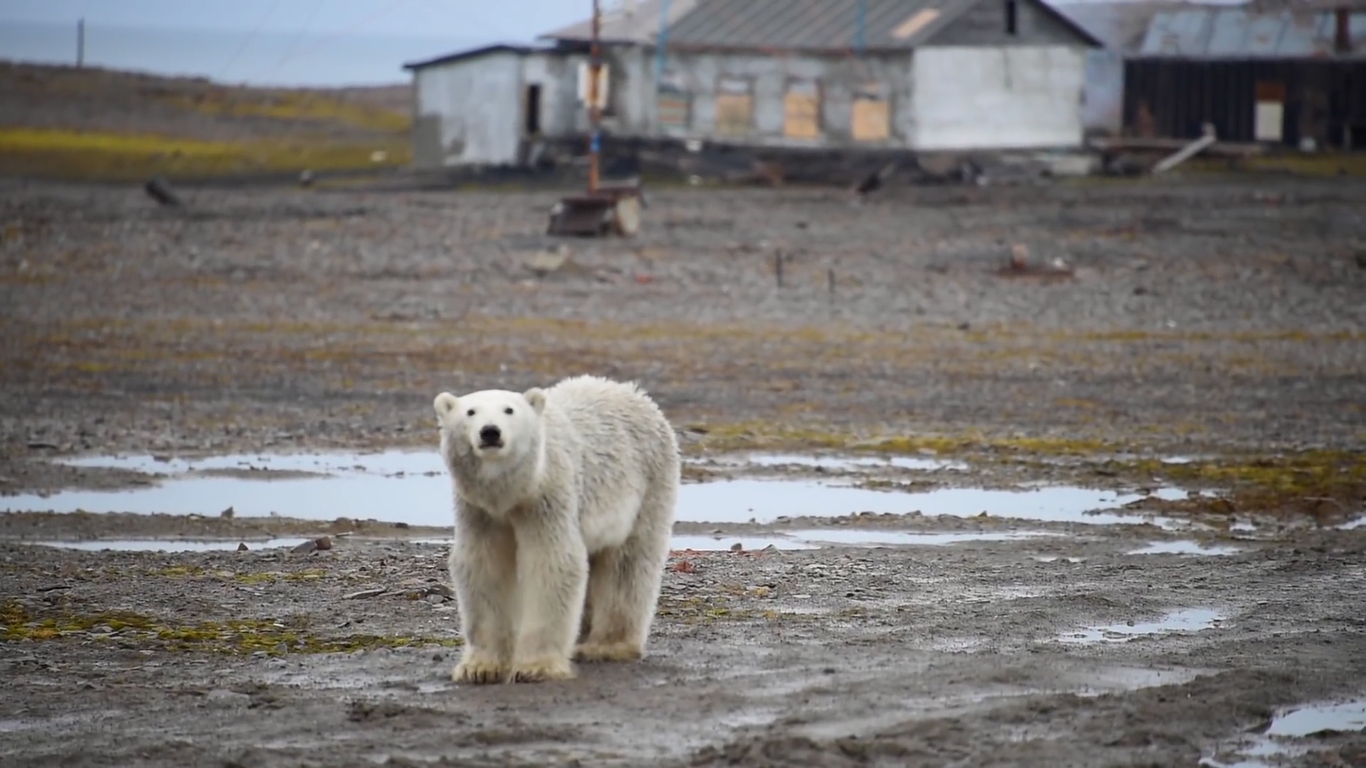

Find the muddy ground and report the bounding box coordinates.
[1,173,1365,766]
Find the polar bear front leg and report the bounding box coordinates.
[449,518,517,685]
[508,520,587,683]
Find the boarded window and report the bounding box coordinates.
[577,62,610,110]
[714,76,752,135]
[783,79,821,140]
[657,84,691,133]
[1254,80,1285,142]
[851,83,890,142]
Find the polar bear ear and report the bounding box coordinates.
[434,392,460,418]
[523,388,547,414]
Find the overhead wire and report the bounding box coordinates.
[267,0,415,73]
[219,0,282,80]
[261,0,327,80]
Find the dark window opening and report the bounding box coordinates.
[1005,0,1018,35]
[524,84,542,136]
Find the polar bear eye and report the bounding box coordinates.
[503,407,514,415]
[466,408,475,417]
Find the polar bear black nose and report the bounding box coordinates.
[479,425,501,445]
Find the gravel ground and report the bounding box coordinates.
[1,173,1365,767]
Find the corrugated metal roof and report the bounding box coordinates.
[1052,1,1186,52]
[402,43,548,71]
[1137,7,1366,56]
[539,0,701,44]
[661,0,1100,52]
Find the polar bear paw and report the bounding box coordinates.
[509,656,576,683]
[451,652,506,685]
[573,641,643,663]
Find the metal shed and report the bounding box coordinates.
[1123,6,1366,147]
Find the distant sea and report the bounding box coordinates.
[0,20,496,87]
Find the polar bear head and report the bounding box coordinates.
[433,387,547,469]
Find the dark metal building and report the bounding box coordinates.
[1122,4,1366,148]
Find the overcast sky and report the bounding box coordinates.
[0,0,592,42]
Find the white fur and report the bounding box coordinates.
[433,374,680,685]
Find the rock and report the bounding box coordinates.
[344,588,388,600]
[526,247,571,276]
[206,689,251,705]
[221,506,235,519]
[291,537,331,554]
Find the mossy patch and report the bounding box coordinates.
[0,602,461,655]
[1113,449,1366,522]
[690,421,1108,458]
[0,127,410,183]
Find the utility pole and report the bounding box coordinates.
[76,18,85,68]
[855,0,866,55]
[654,0,672,80]
[586,0,602,193]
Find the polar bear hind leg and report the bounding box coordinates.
[574,485,675,663]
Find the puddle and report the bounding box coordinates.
[30,538,312,553]
[1337,516,1366,531]
[785,529,1055,547]
[671,530,1055,551]
[1059,608,1224,644]
[703,452,969,472]
[670,534,817,552]
[1266,699,1366,737]
[55,451,437,478]
[1126,541,1240,556]
[1199,699,1366,768]
[8,450,1192,528]
[678,479,1188,525]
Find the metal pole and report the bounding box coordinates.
[587,0,602,193]
[855,0,866,55]
[654,0,672,80]
[77,18,85,68]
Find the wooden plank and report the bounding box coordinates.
[852,98,890,142]
[783,80,821,140]
[715,93,752,135]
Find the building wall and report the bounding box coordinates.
[522,53,580,137]
[650,50,915,146]
[909,45,1086,149]
[412,52,523,167]
[1081,48,1124,136]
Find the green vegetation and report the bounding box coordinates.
[1,602,460,655]
[0,126,410,183]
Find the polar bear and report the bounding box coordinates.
[433,375,680,685]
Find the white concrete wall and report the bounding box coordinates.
[909,46,1086,150]
[414,52,522,166]
[522,53,580,137]
[1080,49,1124,136]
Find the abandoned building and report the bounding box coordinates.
[1121,2,1366,148]
[402,0,1103,169]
